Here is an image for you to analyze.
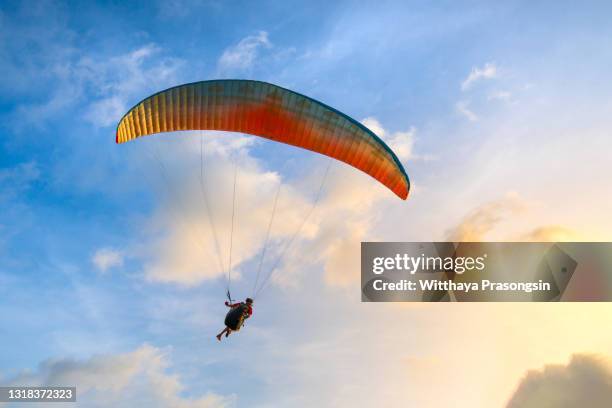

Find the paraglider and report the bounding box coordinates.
[216,298,253,341]
[115,79,410,339]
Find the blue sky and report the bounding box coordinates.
[2,1,612,406]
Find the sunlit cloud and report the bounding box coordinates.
[137,119,412,288]
[445,193,526,241]
[521,225,580,242]
[140,134,311,287]
[4,344,230,407]
[361,117,415,162]
[506,354,612,408]
[445,194,586,243]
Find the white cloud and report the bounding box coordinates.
[86,95,126,127]
[461,62,498,91]
[92,248,124,273]
[506,354,612,408]
[83,44,183,127]
[4,344,230,407]
[11,41,183,129]
[361,117,415,161]
[361,117,386,138]
[456,100,478,121]
[217,31,271,73]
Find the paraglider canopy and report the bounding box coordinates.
[116,79,410,199]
